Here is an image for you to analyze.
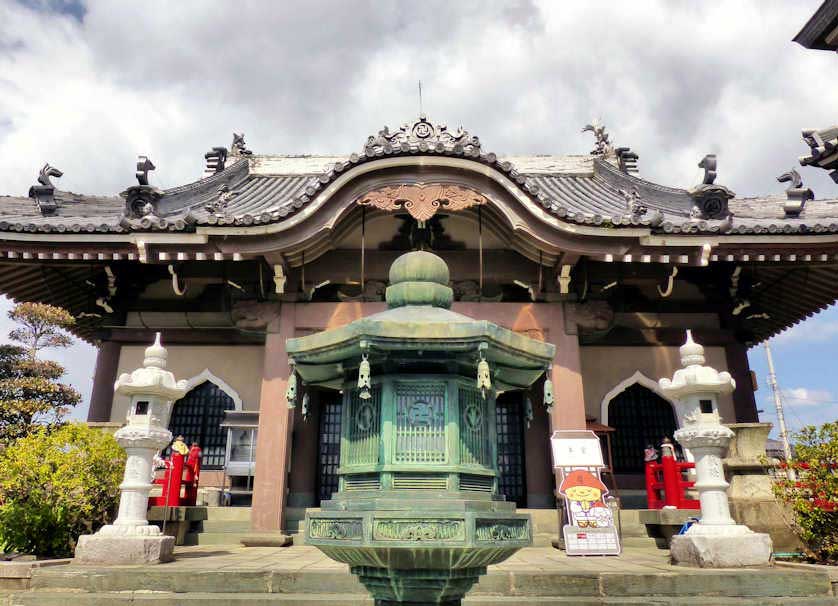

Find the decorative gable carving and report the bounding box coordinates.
[357,183,487,223]
[364,115,480,155]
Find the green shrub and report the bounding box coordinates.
[0,423,125,558]
[772,421,838,563]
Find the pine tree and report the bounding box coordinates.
[0,302,81,446]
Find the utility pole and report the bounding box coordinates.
[764,343,794,476]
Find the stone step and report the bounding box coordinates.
[619,526,654,538]
[200,520,251,533]
[619,536,666,549]
[184,531,248,545]
[29,568,833,598]
[203,506,252,522]
[10,593,838,606]
[522,508,560,534]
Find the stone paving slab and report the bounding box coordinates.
[19,545,836,604]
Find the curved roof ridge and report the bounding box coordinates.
[162,157,249,196]
[594,157,689,196]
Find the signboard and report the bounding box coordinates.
[550,430,604,468]
[550,430,621,556]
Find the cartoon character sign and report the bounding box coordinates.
[558,469,613,529]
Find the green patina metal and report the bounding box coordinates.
[288,250,556,606]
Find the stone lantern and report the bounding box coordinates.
[288,250,556,606]
[659,331,772,567]
[75,333,188,564]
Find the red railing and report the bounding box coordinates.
[645,454,700,509]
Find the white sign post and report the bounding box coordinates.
[551,430,621,556]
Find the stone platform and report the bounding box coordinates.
[3,545,836,605]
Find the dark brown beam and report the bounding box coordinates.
[98,327,265,345]
[580,326,738,347]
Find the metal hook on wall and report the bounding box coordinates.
[168,264,188,296]
[657,266,678,298]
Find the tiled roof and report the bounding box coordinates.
[2,150,838,237]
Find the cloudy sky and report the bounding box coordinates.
[0,0,836,435]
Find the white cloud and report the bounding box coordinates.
[781,387,834,407]
[1,0,835,197]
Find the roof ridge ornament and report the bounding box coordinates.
[617,187,647,217]
[363,114,481,155]
[121,155,164,219]
[582,119,613,156]
[136,156,155,186]
[799,126,838,184]
[615,147,639,174]
[230,132,253,157]
[205,184,237,216]
[698,154,717,184]
[204,147,228,175]
[688,154,735,220]
[777,168,813,217]
[28,163,63,215]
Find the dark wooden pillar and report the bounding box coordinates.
[524,391,555,508]
[725,342,759,423]
[87,341,121,422]
[252,304,296,532]
[287,390,321,507]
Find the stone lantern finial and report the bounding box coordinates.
[143,332,167,368]
[680,329,705,367]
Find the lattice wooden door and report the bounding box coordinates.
[608,383,677,474]
[495,394,527,507]
[316,394,343,503]
[168,381,234,469]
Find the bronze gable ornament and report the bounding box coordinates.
[357,183,487,224]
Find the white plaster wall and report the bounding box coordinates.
[110,345,264,423]
[580,345,736,426]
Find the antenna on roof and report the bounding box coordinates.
[418,80,423,116]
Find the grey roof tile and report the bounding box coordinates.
[2,150,838,236]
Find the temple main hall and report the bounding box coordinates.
[1,115,837,532]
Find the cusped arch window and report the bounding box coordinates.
[607,383,677,474]
[167,381,236,469]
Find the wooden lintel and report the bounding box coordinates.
[580,326,738,347]
[98,327,265,345]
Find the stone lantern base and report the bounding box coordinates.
[75,525,175,565]
[670,524,772,568]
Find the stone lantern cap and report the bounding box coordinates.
[287,250,555,392]
[114,332,189,400]
[658,330,735,399]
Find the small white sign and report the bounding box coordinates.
[550,430,604,468]
[564,526,621,556]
